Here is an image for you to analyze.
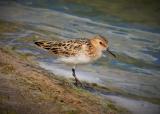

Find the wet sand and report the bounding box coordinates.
[0,48,129,114]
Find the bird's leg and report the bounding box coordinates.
[72,67,82,87]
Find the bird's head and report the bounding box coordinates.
[90,35,116,58]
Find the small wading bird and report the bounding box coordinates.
[35,35,116,87]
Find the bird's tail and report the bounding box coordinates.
[35,40,53,50]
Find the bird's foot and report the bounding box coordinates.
[74,80,84,88]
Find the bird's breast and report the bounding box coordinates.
[58,53,93,65]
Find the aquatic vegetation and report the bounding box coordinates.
[0,20,23,33]
[17,0,160,27]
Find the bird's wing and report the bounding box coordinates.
[35,40,85,57]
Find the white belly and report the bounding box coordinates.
[58,54,92,65]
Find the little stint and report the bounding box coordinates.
[35,35,116,86]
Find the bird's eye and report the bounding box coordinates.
[99,42,103,45]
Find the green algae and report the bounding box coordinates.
[0,20,23,33]
[19,0,160,27]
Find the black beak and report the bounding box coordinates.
[106,48,116,58]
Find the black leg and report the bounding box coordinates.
[72,68,82,87]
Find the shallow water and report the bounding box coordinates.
[0,1,160,113]
[104,95,160,114]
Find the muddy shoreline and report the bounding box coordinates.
[0,45,160,114]
[0,48,129,114]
